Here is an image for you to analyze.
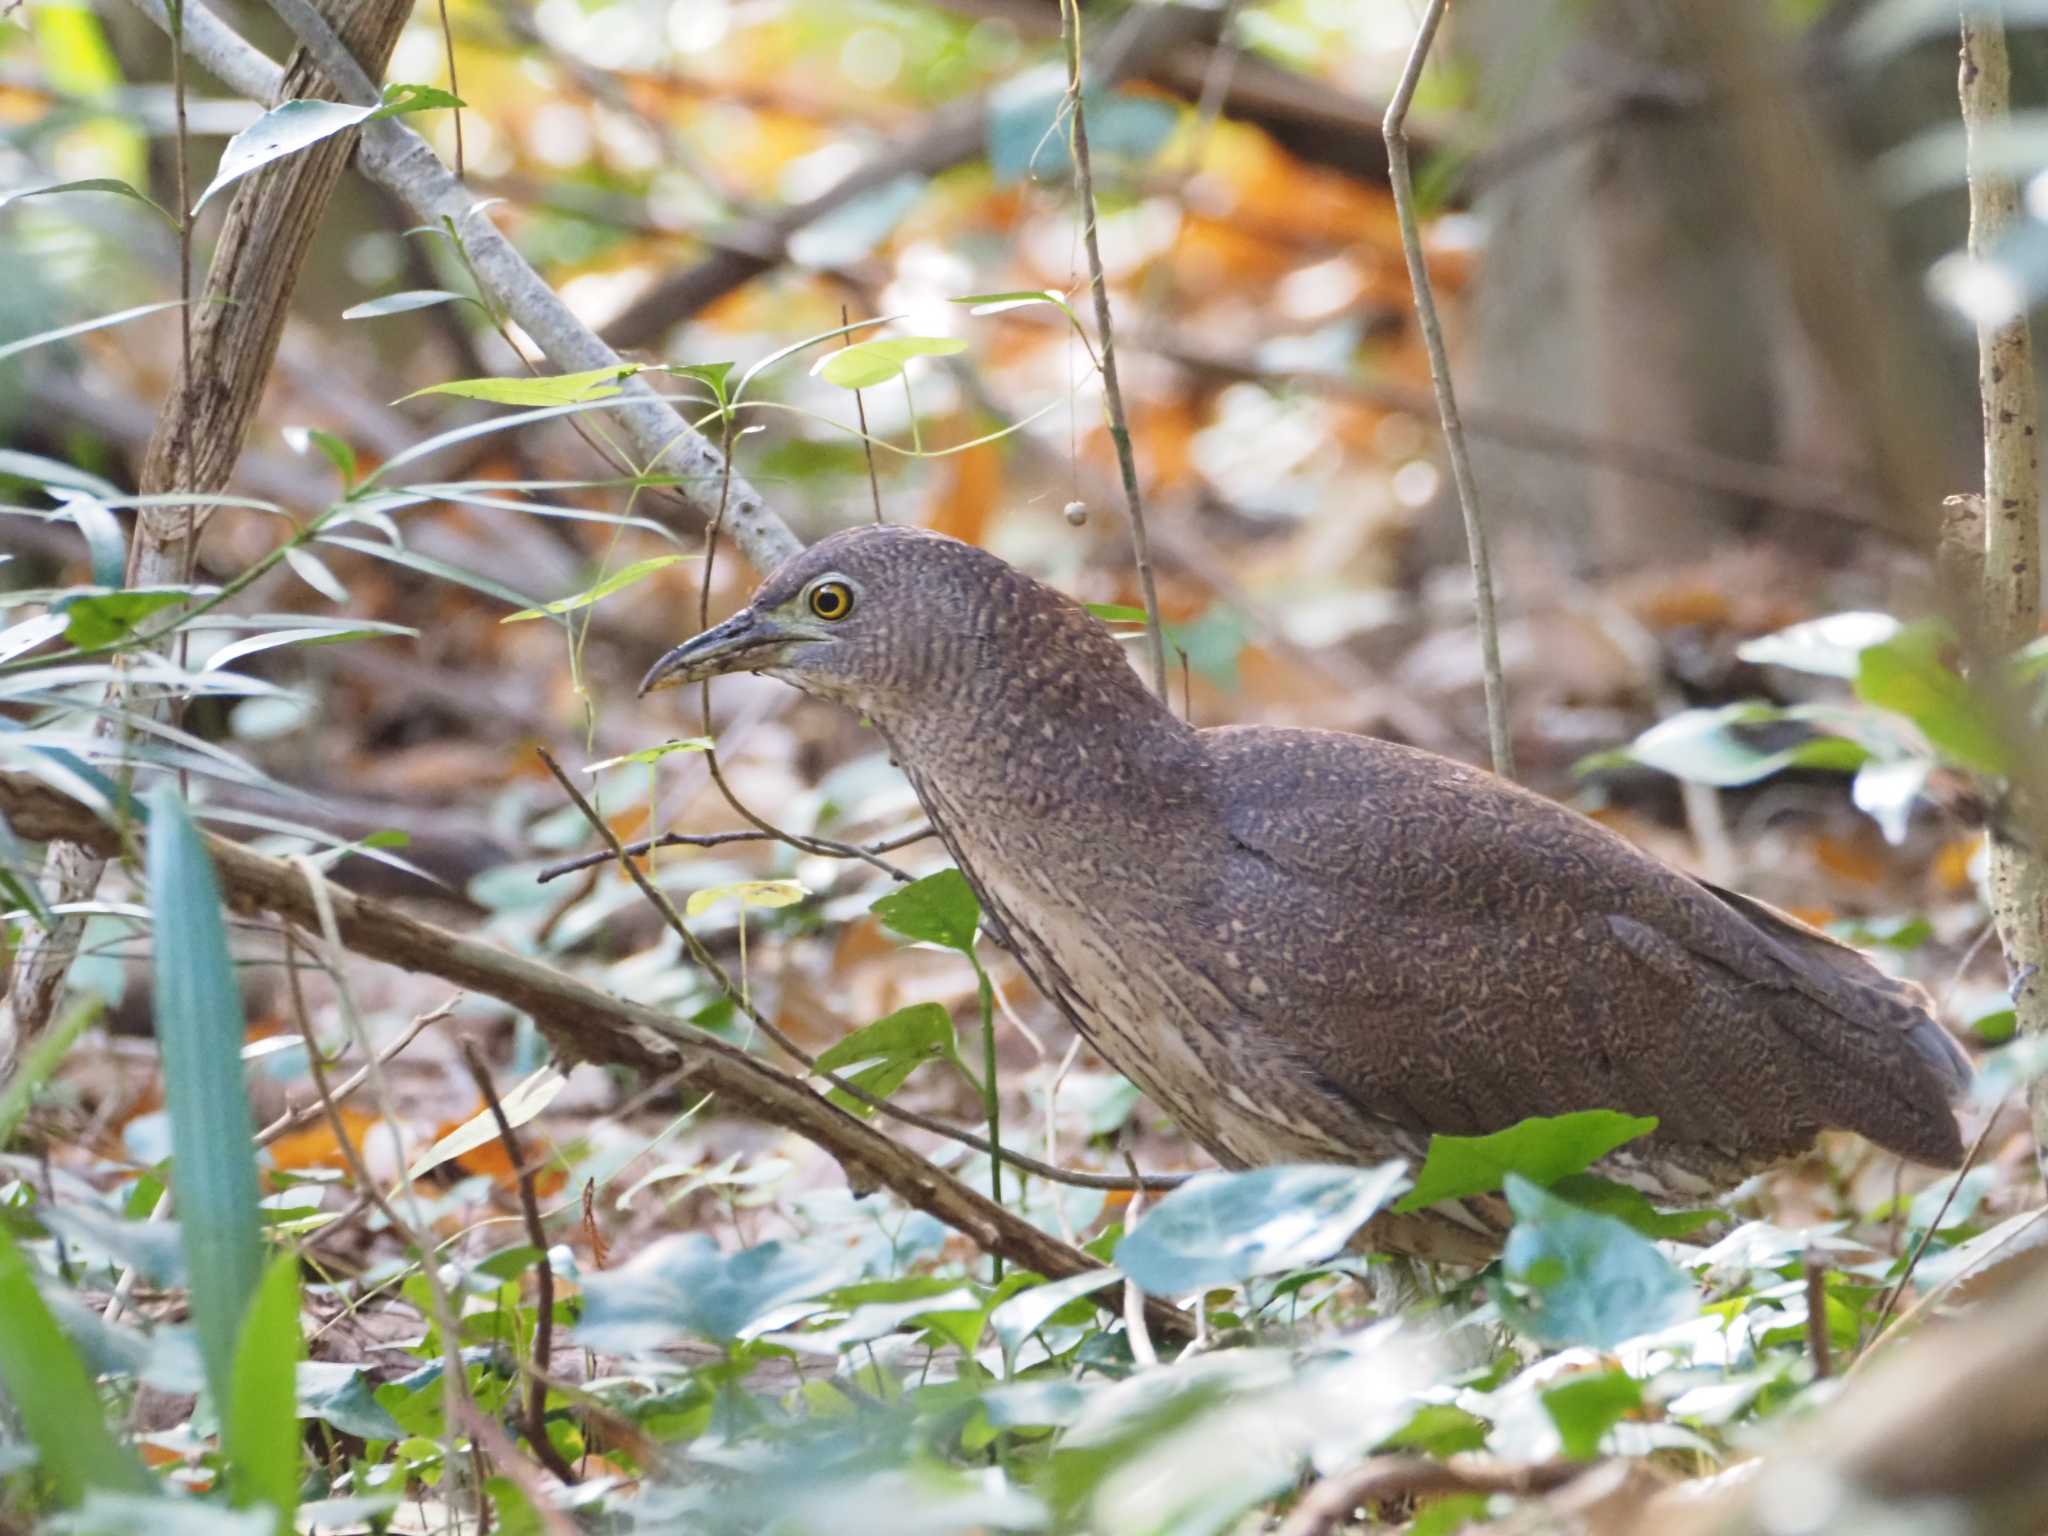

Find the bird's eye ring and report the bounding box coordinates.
[808,580,854,621]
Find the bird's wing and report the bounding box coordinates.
[1204,726,1966,1167]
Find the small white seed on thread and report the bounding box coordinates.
[1063,500,1088,527]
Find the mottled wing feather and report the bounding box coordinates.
[1205,726,1966,1170]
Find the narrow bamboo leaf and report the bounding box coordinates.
[500,554,688,622]
[0,301,188,365]
[0,997,99,1146]
[53,494,127,587]
[283,546,350,604]
[341,288,469,320]
[401,364,639,407]
[952,289,1078,325]
[225,1251,303,1523]
[372,82,466,116]
[196,100,378,212]
[203,626,404,672]
[0,178,175,224]
[317,534,543,612]
[145,784,264,1411]
[583,737,714,772]
[404,1067,567,1184]
[281,425,357,486]
[0,449,121,498]
[811,336,967,390]
[0,611,70,664]
[0,1226,152,1504]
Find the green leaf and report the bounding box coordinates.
[402,364,639,406]
[1854,622,2010,775]
[1545,1174,1715,1239]
[1542,1370,1641,1459]
[0,178,175,225]
[987,1268,1122,1356]
[666,361,735,406]
[952,289,1079,325]
[317,534,544,612]
[870,867,980,952]
[0,997,99,1147]
[1736,611,1901,679]
[1113,1162,1408,1296]
[814,1002,961,1114]
[196,99,380,212]
[1499,1174,1696,1349]
[811,336,967,390]
[0,301,187,365]
[226,1251,303,1522]
[340,288,469,320]
[60,589,183,648]
[1377,1402,1490,1457]
[684,878,807,918]
[373,82,466,116]
[576,1233,858,1346]
[1397,1111,1659,1212]
[1084,602,1151,624]
[282,425,357,488]
[1593,702,1869,788]
[500,554,688,622]
[582,737,715,771]
[0,1226,152,1505]
[146,784,265,1411]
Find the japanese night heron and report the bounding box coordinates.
[640,526,1969,1258]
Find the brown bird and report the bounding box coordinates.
[641,526,1970,1259]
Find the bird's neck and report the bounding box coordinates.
[876,642,1201,824]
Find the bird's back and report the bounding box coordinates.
[1192,725,1969,1182]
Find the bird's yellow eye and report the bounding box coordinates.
[808,580,854,621]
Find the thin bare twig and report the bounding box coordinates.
[1804,1252,1832,1379]
[256,995,456,1148]
[1061,0,1169,700]
[1278,1455,1588,1536]
[534,823,935,885]
[458,1040,579,1485]
[843,304,885,523]
[1383,0,1514,781]
[1864,1110,1999,1348]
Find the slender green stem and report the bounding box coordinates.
[972,951,1004,1281]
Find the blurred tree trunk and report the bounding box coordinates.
[1456,0,1976,575]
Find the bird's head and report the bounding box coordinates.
[638,524,1158,730]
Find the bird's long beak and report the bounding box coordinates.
[637,609,789,696]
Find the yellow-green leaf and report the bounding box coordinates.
[501,555,688,622]
[686,879,807,917]
[404,364,640,407]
